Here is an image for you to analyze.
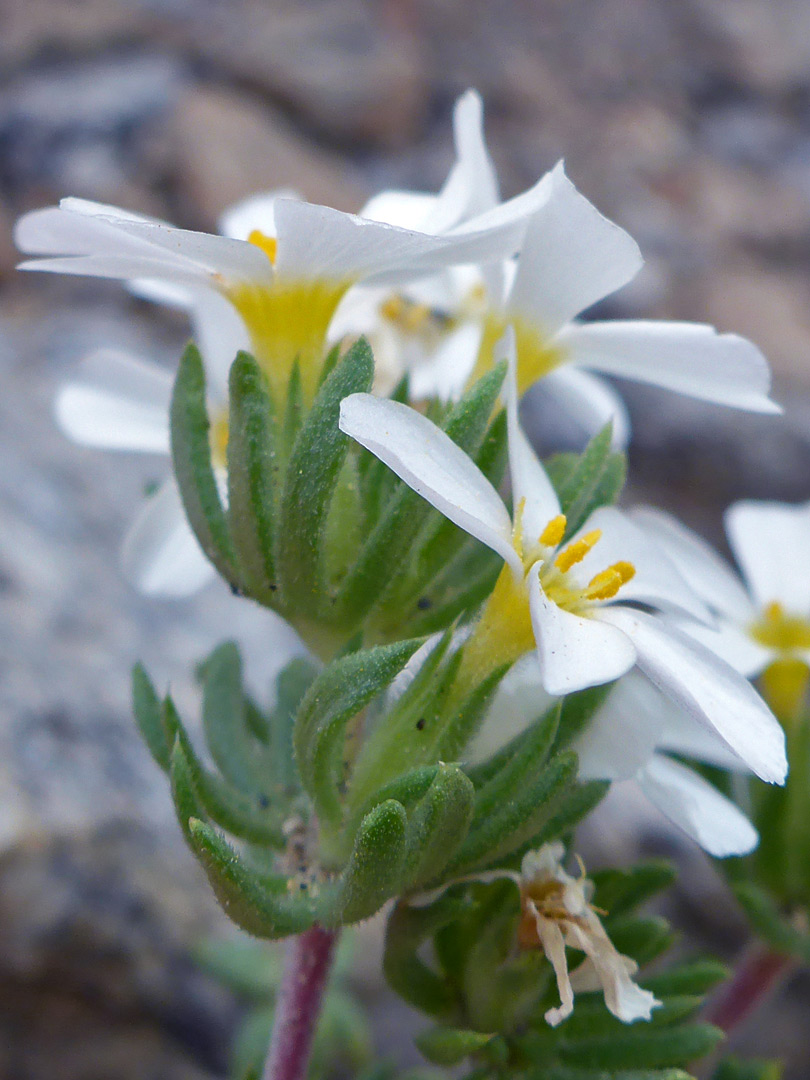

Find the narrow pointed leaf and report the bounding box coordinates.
[203,642,268,792]
[403,765,475,889]
[331,799,408,924]
[277,338,374,614]
[294,639,422,828]
[132,663,170,771]
[227,352,279,600]
[189,818,314,938]
[170,343,237,580]
[415,1027,494,1066]
[384,895,466,1020]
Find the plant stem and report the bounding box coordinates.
[705,940,795,1035]
[263,925,339,1080]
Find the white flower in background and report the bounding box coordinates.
[15,109,554,411]
[487,842,660,1026]
[339,332,787,784]
[633,501,810,717]
[473,660,758,857]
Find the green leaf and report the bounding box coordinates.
[226,352,279,601]
[607,915,675,966]
[592,862,677,920]
[448,752,578,874]
[170,736,207,845]
[553,1022,722,1070]
[731,882,810,964]
[268,657,319,792]
[189,819,314,938]
[276,338,373,615]
[712,1058,784,1080]
[403,765,475,889]
[202,642,268,793]
[384,895,467,1020]
[132,663,170,771]
[548,423,626,540]
[416,1027,494,1066]
[170,343,237,581]
[336,363,506,625]
[642,958,728,997]
[330,800,408,924]
[294,639,422,828]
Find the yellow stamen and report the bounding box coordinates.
[380,295,404,322]
[585,561,636,601]
[248,229,277,265]
[760,658,810,721]
[540,514,567,547]
[750,600,810,651]
[555,530,602,573]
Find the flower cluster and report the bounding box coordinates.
[18,89,802,1044]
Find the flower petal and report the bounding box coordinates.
[501,332,562,539]
[571,506,710,623]
[218,189,299,240]
[507,163,642,337]
[725,499,810,614]
[630,506,755,623]
[679,617,772,679]
[565,918,659,1024]
[599,607,787,784]
[55,349,172,453]
[339,393,519,571]
[637,754,758,857]
[573,673,666,782]
[557,320,780,413]
[533,366,630,448]
[529,570,637,695]
[122,478,216,596]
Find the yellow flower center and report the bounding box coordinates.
[457,512,635,691]
[750,601,810,718]
[226,229,349,409]
[468,312,564,393]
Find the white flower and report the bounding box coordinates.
[15,121,551,410]
[339,333,787,784]
[495,842,660,1026]
[633,501,810,716]
[472,661,758,857]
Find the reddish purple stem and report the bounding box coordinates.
[705,940,795,1035]
[263,926,339,1080]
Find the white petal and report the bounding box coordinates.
[467,655,556,763]
[565,918,659,1024]
[558,321,780,414]
[534,914,575,1028]
[637,755,758,857]
[55,349,171,453]
[359,190,440,231]
[408,321,482,402]
[599,607,787,784]
[573,674,666,781]
[218,189,299,240]
[274,198,528,287]
[122,479,215,596]
[533,367,630,448]
[502,333,562,538]
[529,570,637,695]
[725,499,810,614]
[570,506,710,623]
[678,618,772,679]
[424,89,500,232]
[507,164,643,337]
[656,696,755,771]
[630,506,755,623]
[339,393,519,571]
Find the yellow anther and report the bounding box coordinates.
[585,561,636,601]
[248,229,278,265]
[764,600,785,622]
[540,514,567,547]
[402,302,432,333]
[380,295,405,322]
[555,530,602,573]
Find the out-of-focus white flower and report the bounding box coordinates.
[339,333,787,784]
[485,842,660,1026]
[634,501,810,717]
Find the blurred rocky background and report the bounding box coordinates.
[2,0,810,1075]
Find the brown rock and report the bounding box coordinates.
[170,85,369,228]
[0,0,149,76]
[185,3,428,149]
[706,263,810,386]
